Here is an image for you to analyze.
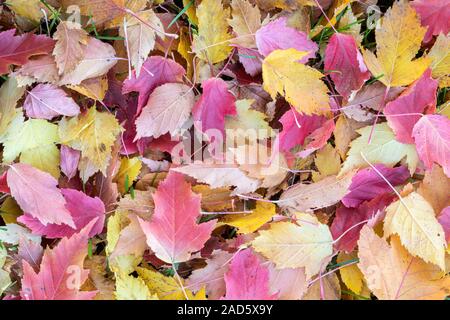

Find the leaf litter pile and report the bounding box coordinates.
[0,0,449,300]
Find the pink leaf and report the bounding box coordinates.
[0,172,10,194]
[17,236,43,272]
[276,109,327,153]
[223,249,277,300]
[7,163,75,228]
[236,47,263,76]
[342,164,410,208]
[60,146,81,180]
[255,17,317,62]
[138,171,216,263]
[122,56,186,113]
[412,0,450,43]
[385,69,438,144]
[192,78,237,137]
[0,29,55,75]
[24,84,80,120]
[324,33,370,99]
[331,194,395,252]
[18,188,105,239]
[438,206,450,243]
[412,114,450,177]
[20,220,97,300]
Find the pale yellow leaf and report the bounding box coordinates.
[115,273,158,300]
[358,225,450,300]
[340,123,419,175]
[384,192,447,270]
[252,216,333,279]
[428,33,450,87]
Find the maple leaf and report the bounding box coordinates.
[256,17,318,62]
[0,29,54,75]
[362,0,430,87]
[385,69,438,144]
[223,249,277,300]
[135,83,195,139]
[18,188,105,239]
[59,107,122,175]
[192,78,237,137]
[20,220,98,300]
[358,225,450,300]
[7,163,74,227]
[23,84,81,120]
[192,0,233,64]
[122,56,186,112]
[138,172,216,263]
[324,33,370,99]
[384,191,447,270]
[411,0,450,43]
[262,48,330,115]
[52,21,89,76]
[252,216,333,279]
[412,114,450,177]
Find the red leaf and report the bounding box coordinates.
[7,163,75,228]
[138,171,216,263]
[20,220,97,300]
[331,194,395,252]
[296,118,335,158]
[276,109,327,153]
[412,114,450,177]
[192,78,237,137]
[18,188,105,239]
[223,249,277,300]
[385,69,438,144]
[122,56,185,113]
[324,33,370,99]
[0,29,55,75]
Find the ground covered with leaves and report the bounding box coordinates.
[0,0,449,300]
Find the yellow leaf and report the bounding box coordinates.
[115,273,158,300]
[312,143,341,181]
[137,267,187,300]
[3,117,60,177]
[256,0,315,11]
[337,251,364,295]
[428,33,450,87]
[262,49,330,115]
[358,225,450,300]
[384,192,447,270]
[183,0,198,25]
[114,157,142,194]
[0,197,22,224]
[177,27,194,79]
[340,123,418,175]
[362,0,430,87]
[252,216,333,279]
[222,201,276,234]
[59,107,122,175]
[192,0,233,64]
[6,0,46,23]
